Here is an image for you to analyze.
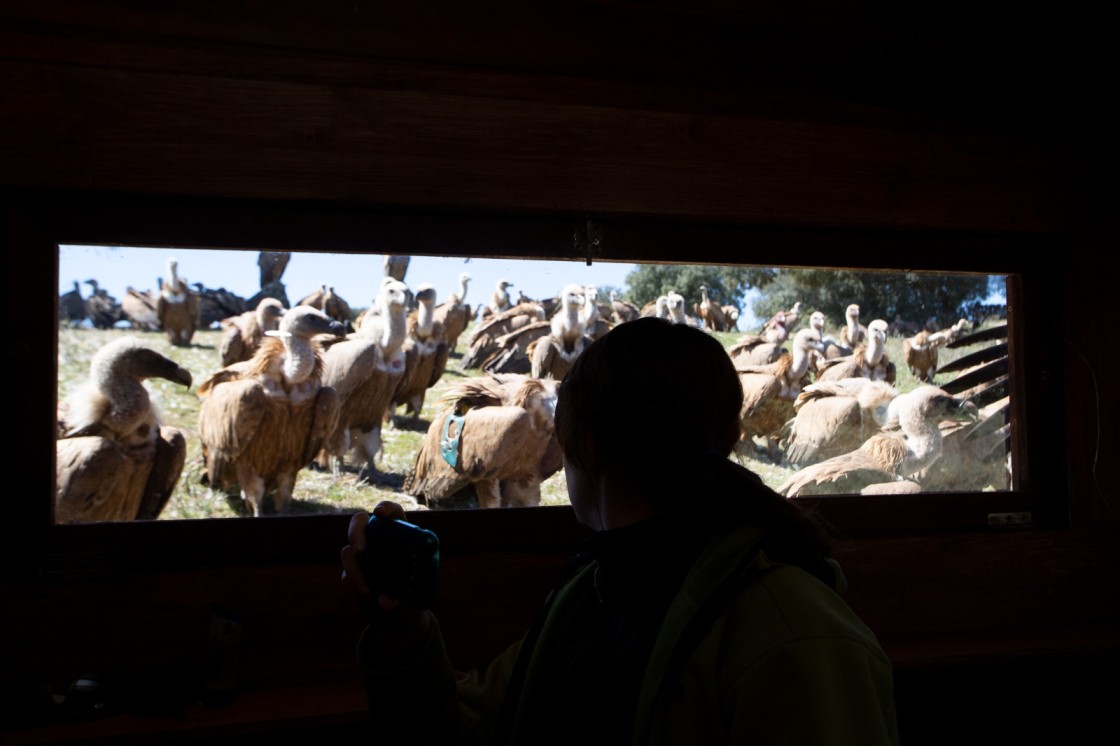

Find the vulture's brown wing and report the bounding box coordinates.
[55,436,129,524]
[304,386,342,464]
[135,426,188,520]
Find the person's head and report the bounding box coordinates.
[555,317,742,526]
[555,317,833,569]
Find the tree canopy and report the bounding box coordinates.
[624,264,775,313]
[751,269,992,331]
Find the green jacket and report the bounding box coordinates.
[358,524,899,745]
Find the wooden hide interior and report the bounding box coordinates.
[3,2,1116,743]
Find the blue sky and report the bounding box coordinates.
[59,243,689,320]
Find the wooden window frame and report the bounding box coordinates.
[11,191,1065,578]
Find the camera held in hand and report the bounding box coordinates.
[361,515,441,610]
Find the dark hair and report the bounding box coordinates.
[555,317,833,568]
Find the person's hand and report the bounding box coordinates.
[341,501,431,661]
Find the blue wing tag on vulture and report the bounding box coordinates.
[440,412,466,468]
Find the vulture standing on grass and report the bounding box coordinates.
[197,306,346,516]
[695,285,731,332]
[735,327,825,463]
[59,281,88,326]
[84,279,122,329]
[402,373,562,508]
[157,258,201,347]
[433,272,472,353]
[219,297,286,367]
[530,284,591,381]
[838,303,868,349]
[318,279,411,480]
[776,385,979,497]
[55,337,193,524]
[780,378,900,468]
[388,284,450,425]
[121,287,162,331]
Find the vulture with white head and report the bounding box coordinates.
[735,327,825,463]
[56,337,193,523]
[695,285,731,332]
[157,258,201,347]
[816,319,896,383]
[665,291,695,326]
[776,385,979,497]
[838,303,868,349]
[529,284,591,381]
[218,297,286,367]
[197,306,346,516]
[779,377,900,468]
[318,279,411,480]
[484,279,514,318]
[639,295,670,320]
[403,374,562,508]
[580,286,613,340]
[389,283,450,425]
[433,272,472,353]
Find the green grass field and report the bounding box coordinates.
[55,320,991,521]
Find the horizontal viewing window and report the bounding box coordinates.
[55,244,1012,526]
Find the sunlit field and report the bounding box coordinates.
[55,319,997,522]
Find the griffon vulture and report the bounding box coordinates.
[776,385,979,497]
[297,284,354,328]
[728,332,786,367]
[609,290,640,324]
[319,279,411,479]
[639,295,670,320]
[433,272,472,353]
[193,282,248,327]
[389,284,450,425]
[780,378,900,468]
[530,284,591,381]
[580,286,613,340]
[665,291,693,326]
[838,303,868,349]
[481,278,514,319]
[460,299,547,370]
[736,328,825,463]
[197,306,346,516]
[121,287,162,331]
[157,258,201,347]
[84,279,121,329]
[59,280,88,327]
[402,374,562,508]
[695,285,731,332]
[56,337,193,524]
[219,297,286,367]
[816,319,896,383]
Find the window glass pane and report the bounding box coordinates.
[56,244,1011,523]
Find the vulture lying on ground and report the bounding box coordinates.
[319,279,411,479]
[403,374,562,508]
[157,258,201,347]
[460,299,547,370]
[197,306,346,516]
[776,384,979,497]
[56,337,193,523]
[735,327,825,463]
[780,378,900,468]
[219,297,286,367]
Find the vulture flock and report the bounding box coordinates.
[57,259,1009,522]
